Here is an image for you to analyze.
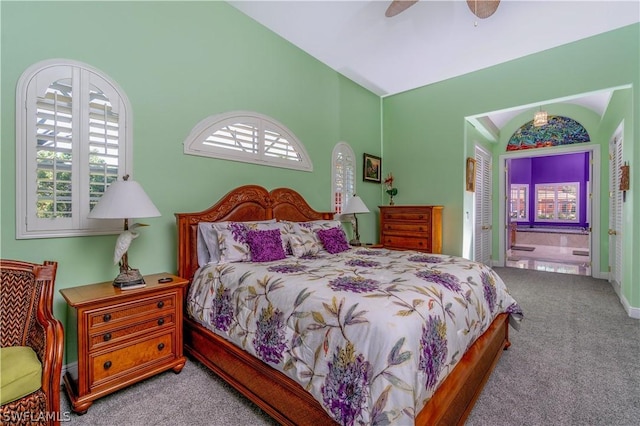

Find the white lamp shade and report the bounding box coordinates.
[343,195,370,215]
[88,179,161,219]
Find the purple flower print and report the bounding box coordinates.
[228,222,248,244]
[408,254,443,264]
[354,250,379,256]
[480,271,497,313]
[321,342,371,426]
[328,276,380,293]
[416,270,462,292]
[211,285,233,332]
[267,264,308,274]
[345,259,380,268]
[419,315,448,391]
[253,304,287,365]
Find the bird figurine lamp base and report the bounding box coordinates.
[113,269,146,289]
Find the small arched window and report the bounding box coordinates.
[184,111,312,172]
[16,59,132,239]
[331,142,356,216]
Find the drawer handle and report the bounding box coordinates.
[103,361,112,370]
[157,318,165,326]
[103,333,112,342]
[157,343,165,351]
[103,314,111,322]
[418,242,424,246]
[157,301,164,309]
[418,215,424,219]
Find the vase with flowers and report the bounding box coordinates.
[384,173,398,205]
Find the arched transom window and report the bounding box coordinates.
[184,111,312,172]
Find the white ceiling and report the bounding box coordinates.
[229,0,639,132]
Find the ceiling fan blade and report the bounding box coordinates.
[385,0,419,18]
[467,0,500,19]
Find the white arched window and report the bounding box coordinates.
[184,111,312,172]
[16,59,132,238]
[331,142,356,216]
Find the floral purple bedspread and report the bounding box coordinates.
[187,248,522,425]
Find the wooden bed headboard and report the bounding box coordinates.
[175,185,333,280]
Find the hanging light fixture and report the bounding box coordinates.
[533,108,548,127]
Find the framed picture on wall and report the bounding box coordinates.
[466,157,476,192]
[363,153,382,183]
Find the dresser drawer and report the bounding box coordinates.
[382,209,431,222]
[90,332,174,385]
[382,235,431,251]
[88,293,175,329]
[382,222,430,234]
[88,313,175,351]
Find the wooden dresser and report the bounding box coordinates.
[379,205,443,253]
[60,273,188,413]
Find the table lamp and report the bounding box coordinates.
[87,175,160,288]
[343,195,370,246]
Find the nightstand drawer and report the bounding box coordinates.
[88,313,175,350]
[91,332,174,385]
[88,294,175,329]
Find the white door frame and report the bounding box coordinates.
[608,124,624,290]
[496,144,601,278]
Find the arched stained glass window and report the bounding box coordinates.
[507,116,590,151]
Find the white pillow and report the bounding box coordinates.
[196,222,219,267]
[285,220,343,257]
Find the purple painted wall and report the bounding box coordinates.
[509,152,590,228]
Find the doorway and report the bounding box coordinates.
[498,145,601,277]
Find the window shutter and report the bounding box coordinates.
[87,83,121,211]
[185,112,312,172]
[332,142,355,216]
[35,78,74,220]
[17,59,132,238]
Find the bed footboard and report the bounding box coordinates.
[184,313,510,426]
[184,317,333,425]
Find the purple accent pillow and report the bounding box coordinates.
[246,228,287,262]
[316,227,350,254]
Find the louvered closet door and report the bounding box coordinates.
[474,147,492,265]
[609,135,623,287]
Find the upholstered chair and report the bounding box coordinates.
[1,260,64,426]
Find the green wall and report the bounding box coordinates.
[0,1,381,362]
[383,23,639,314]
[2,2,638,368]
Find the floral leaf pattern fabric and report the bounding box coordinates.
[188,248,522,425]
[215,221,286,263]
[283,220,343,256]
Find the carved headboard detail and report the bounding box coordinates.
[175,185,333,280]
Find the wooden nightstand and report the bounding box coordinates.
[60,273,188,414]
